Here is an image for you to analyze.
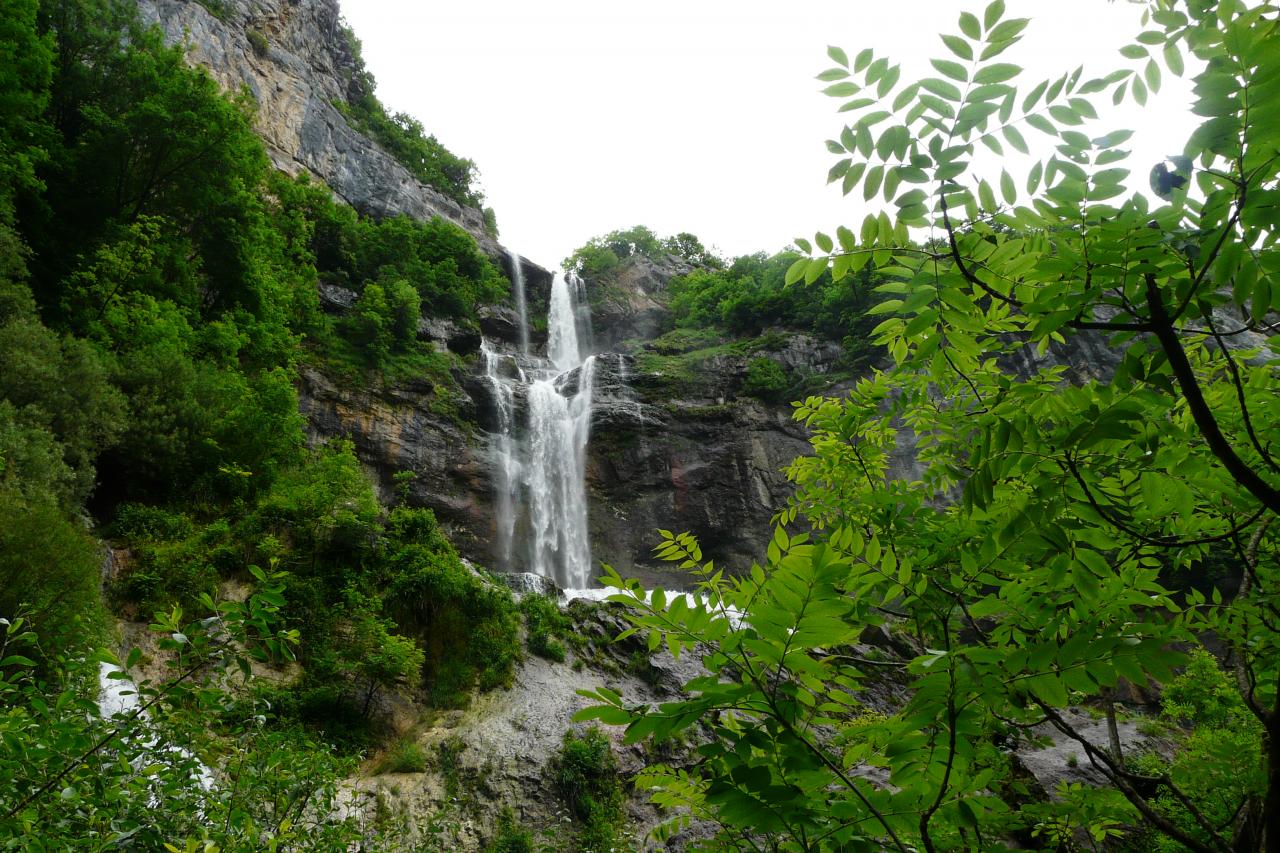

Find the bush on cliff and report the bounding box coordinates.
[336,23,489,214]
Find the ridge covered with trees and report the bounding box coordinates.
[1,0,1278,850]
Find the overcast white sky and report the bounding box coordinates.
[340,1,1197,272]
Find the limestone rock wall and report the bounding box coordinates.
[134,0,550,293]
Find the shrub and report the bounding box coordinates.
[381,545,520,705]
[246,28,268,56]
[483,807,534,853]
[110,502,195,540]
[521,593,568,662]
[742,356,791,402]
[1160,649,1249,728]
[552,727,626,851]
[376,735,428,774]
[0,491,106,667]
[336,607,426,717]
[114,535,220,616]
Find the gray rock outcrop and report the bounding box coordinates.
[589,254,693,352]
[296,366,496,558]
[134,0,551,295]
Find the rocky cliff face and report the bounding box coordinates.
[134,0,550,295]
[299,254,837,585]
[586,342,836,583]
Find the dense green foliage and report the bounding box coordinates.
[585,2,1280,852]
[668,250,882,348]
[1129,650,1267,852]
[483,808,537,853]
[0,0,522,827]
[0,572,373,850]
[335,24,492,222]
[0,491,106,669]
[521,593,570,662]
[271,172,506,326]
[566,225,885,371]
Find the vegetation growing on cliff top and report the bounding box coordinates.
[585,1,1280,851]
[336,22,494,227]
[566,225,887,375]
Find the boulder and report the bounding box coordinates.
[499,572,561,598]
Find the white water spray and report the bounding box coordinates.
[482,340,521,567]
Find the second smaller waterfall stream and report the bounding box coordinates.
[485,272,597,589]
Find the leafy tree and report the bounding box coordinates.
[0,489,106,665]
[564,224,675,278]
[584,2,1280,851]
[0,0,53,227]
[1128,650,1268,851]
[0,312,124,502]
[0,401,77,508]
[662,231,724,268]
[347,281,393,365]
[336,605,426,717]
[385,278,421,346]
[665,250,884,363]
[0,570,368,849]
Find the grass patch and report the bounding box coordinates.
[375,735,428,774]
[482,807,535,853]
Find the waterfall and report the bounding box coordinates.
[483,271,596,589]
[617,353,644,429]
[483,340,521,567]
[507,249,530,355]
[547,271,581,372]
[97,662,214,791]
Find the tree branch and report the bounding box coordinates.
[1144,274,1280,515]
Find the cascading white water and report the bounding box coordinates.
[525,357,595,588]
[546,272,580,372]
[483,271,596,589]
[506,249,530,355]
[482,340,521,567]
[616,353,644,429]
[97,662,214,791]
